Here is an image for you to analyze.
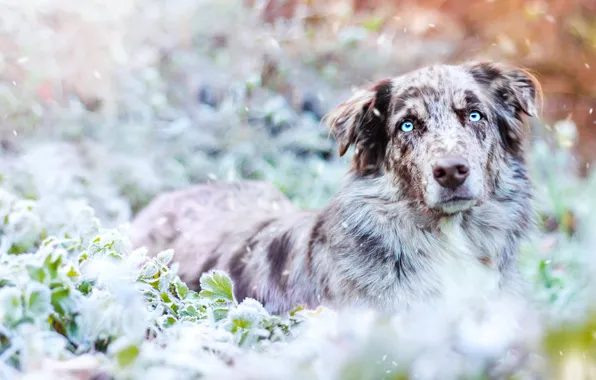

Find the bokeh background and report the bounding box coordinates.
[2,0,596,379]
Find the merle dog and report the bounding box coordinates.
[130,61,540,316]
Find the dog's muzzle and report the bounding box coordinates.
[432,156,477,213]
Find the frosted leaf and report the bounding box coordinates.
[24,282,52,321]
[156,249,174,267]
[199,270,235,303]
[0,287,24,324]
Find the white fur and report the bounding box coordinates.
[433,216,500,307]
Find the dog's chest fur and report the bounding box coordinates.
[312,200,510,314]
[429,217,501,305]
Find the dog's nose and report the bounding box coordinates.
[432,156,470,189]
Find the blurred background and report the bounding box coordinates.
[1,0,596,377]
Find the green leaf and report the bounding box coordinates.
[173,279,189,299]
[77,280,93,295]
[44,251,63,280]
[212,307,229,322]
[184,290,201,301]
[65,319,81,347]
[158,272,173,293]
[158,315,177,329]
[139,263,159,280]
[50,285,71,315]
[232,316,253,330]
[178,304,201,318]
[65,265,79,277]
[116,344,140,367]
[199,270,235,302]
[25,283,52,317]
[361,16,384,32]
[160,291,172,304]
[78,252,89,263]
[0,287,24,324]
[26,265,46,284]
[289,304,305,317]
[0,279,15,288]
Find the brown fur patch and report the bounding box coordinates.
[229,218,277,301]
[479,255,493,267]
[326,79,393,175]
[228,246,252,303]
[305,215,325,277]
[199,255,219,277]
[267,231,293,291]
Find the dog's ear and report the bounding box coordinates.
[465,61,541,156]
[325,79,393,174]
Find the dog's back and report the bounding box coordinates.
[130,180,296,288]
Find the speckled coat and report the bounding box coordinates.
[130,61,540,315]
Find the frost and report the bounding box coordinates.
[0,191,302,378]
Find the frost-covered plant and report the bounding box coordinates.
[0,190,306,379]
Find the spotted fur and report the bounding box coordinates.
[130,61,540,315]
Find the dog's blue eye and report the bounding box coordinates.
[400,121,414,132]
[469,111,482,122]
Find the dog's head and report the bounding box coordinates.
[326,61,540,215]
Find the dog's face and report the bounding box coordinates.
[326,61,539,215]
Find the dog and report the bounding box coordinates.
[130,61,540,316]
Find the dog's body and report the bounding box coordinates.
[130,61,539,315]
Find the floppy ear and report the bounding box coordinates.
[324,79,393,174]
[465,61,541,156]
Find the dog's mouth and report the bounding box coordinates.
[423,183,481,216]
[434,194,477,214]
[440,197,476,211]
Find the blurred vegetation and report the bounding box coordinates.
[0,0,596,379]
